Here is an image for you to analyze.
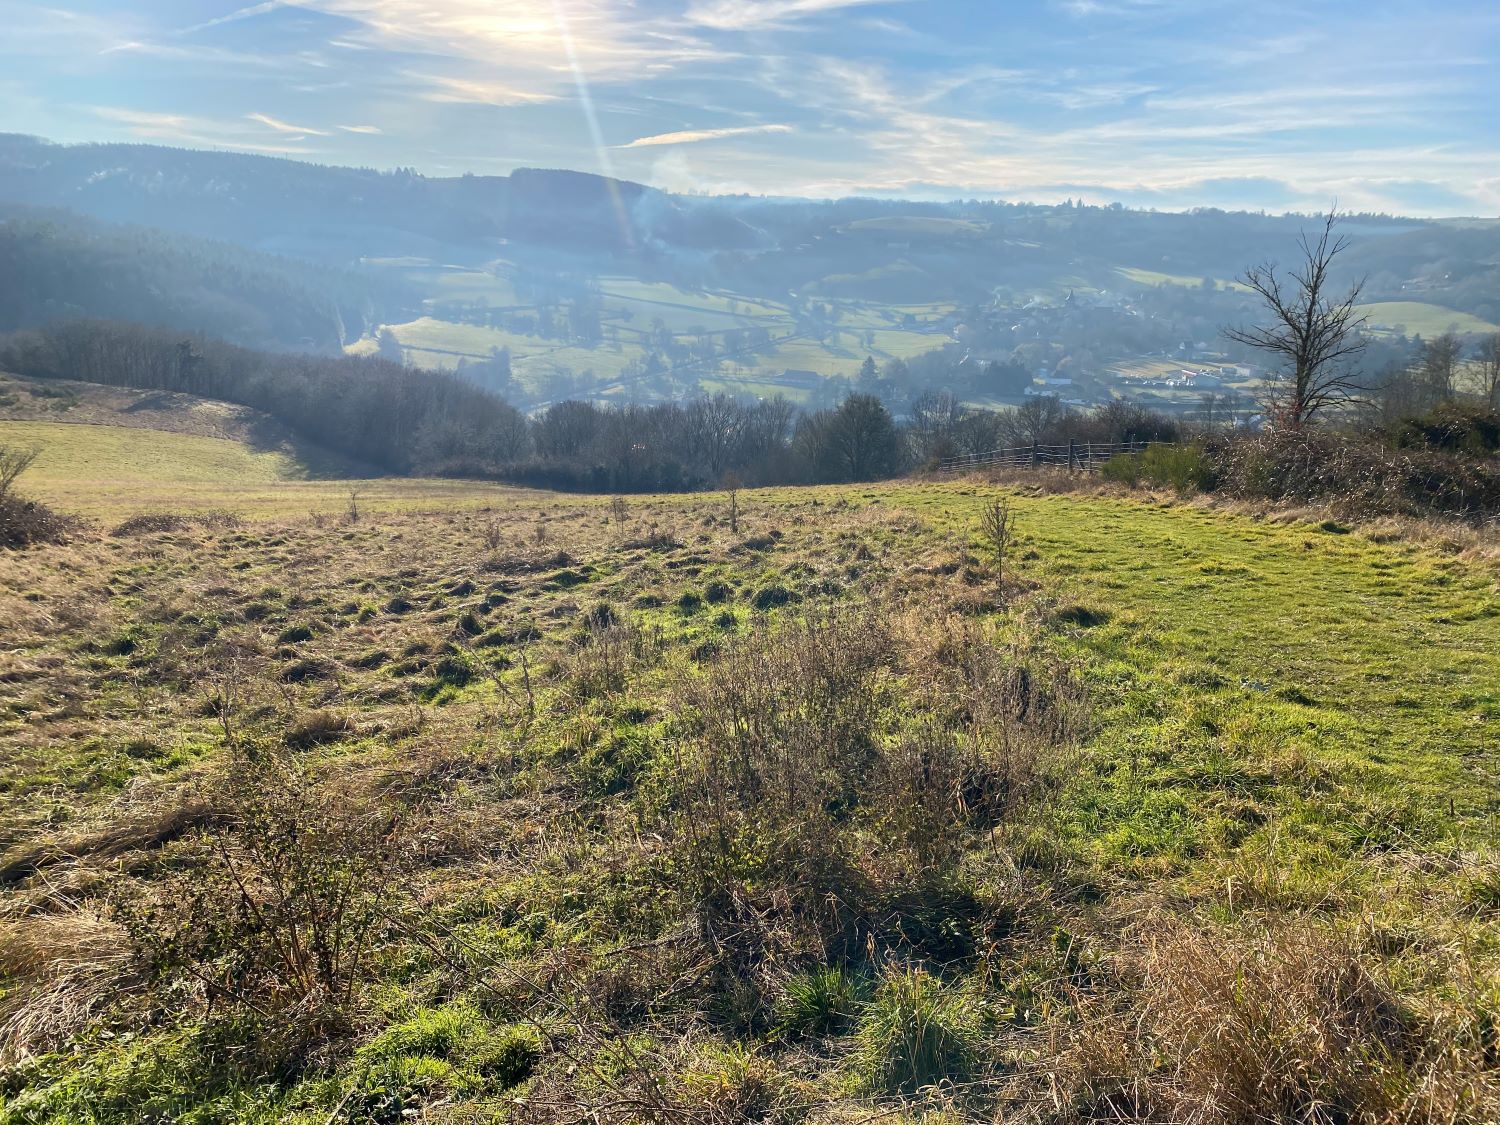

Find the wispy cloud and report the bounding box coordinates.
[247,111,331,135]
[180,1,296,36]
[9,0,1493,217]
[412,73,558,106]
[88,106,322,154]
[620,123,792,147]
[685,0,900,30]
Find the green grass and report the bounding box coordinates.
[1118,266,1248,292]
[0,418,545,519]
[1356,301,1500,337]
[888,483,1500,873]
[1110,358,1191,379]
[0,420,298,487]
[4,428,1496,1121]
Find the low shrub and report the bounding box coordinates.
[1208,429,1500,520]
[117,750,409,1035]
[0,493,73,548]
[1100,442,1215,494]
[1388,404,1500,456]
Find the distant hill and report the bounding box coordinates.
[2,134,1496,412]
[0,135,762,263]
[0,204,414,350]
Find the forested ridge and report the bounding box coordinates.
[0,205,415,351]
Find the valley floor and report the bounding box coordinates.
[0,421,1497,1122]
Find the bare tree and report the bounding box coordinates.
[1476,333,1500,410]
[1225,210,1367,428]
[1416,332,1463,407]
[0,445,39,503]
[721,471,741,533]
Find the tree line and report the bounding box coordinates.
[0,321,528,475]
[0,319,1201,492]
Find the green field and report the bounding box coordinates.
[4,420,1494,1122]
[0,419,535,519]
[840,216,990,237]
[357,283,952,393]
[0,420,298,487]
[1117,266,1249,291]
[1356,301,1500,337]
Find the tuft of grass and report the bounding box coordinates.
[853,966,983,1095]
[772,966,868,1040]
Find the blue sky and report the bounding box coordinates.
[2,0,1497,214]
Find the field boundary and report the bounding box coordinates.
[939,438,1164,473]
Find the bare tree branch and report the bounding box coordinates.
[1224,209,1368,428]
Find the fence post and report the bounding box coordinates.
[1068,439,1076,472]
[1031,440,1039,468]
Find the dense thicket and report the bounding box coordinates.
[0,206,412,350]
[0,321,526,475]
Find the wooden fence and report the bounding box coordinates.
[938,439,1158,474]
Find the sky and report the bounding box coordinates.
[2,0,1498,215]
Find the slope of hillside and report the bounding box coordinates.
[0,373,375,486]
[0,475,1494,1121]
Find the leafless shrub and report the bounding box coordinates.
[979,495,1018,597]
[117,750,409,1032]
[665,600,1079,975]
[1208,429,1500,522]
[0,443,72,548]
[0,444,39,503]
[668,605,893,962]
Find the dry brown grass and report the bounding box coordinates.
[1037,919,1500,1125]
[0,907,135,1064]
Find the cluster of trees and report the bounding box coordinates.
[1368,332,1500,421]
[0,321,527,474]
[501,393,909,491]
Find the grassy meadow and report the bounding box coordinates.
[1,419,1497,1122]
[348,268,957,397]
[1356,301,1500,338]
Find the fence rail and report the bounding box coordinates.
[938,439,1159,474]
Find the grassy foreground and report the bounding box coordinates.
[0,425,1497,1122]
